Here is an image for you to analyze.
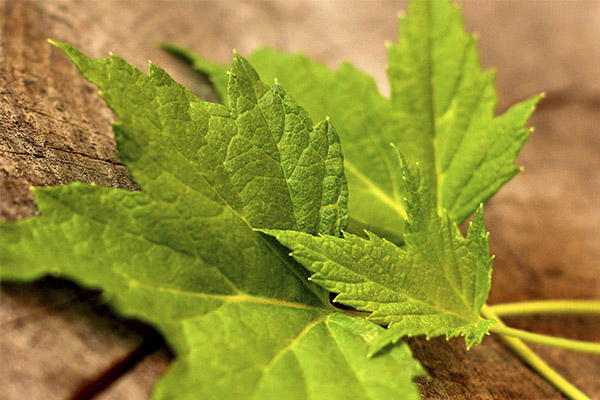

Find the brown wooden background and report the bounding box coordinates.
[1,1,599,399]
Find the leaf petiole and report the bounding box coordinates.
[489,300,600,317]
[481,304,592,400]
[490,324,600,354]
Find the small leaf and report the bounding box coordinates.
[262,156,496,352]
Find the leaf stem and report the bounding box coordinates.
[489,300,600,317]
[481,304,591,400]
[490,324,600,354]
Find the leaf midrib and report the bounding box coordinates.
[305,236,481,324]
[46,188,330,309]
[126,279,325,312]
[345,161,407,220]
[248,316,325,400]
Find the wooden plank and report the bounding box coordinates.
[95,350,171,400]
[0,280,146,400]
[1,1,598,399]
[0,1,144,398]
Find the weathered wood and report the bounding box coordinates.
[95,350,171,400]
[1,1,598,399]
[1,1,143,398]
[0,279,154,400]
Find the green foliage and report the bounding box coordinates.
[169,0,541,243]
[0,0,551,398]
[263,157,496,352]
[0,43,424,399]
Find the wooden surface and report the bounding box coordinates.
[1,1,599,399]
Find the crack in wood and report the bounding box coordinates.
[0,148,126,168]
[2,98,87,127]
[69,330,166,400]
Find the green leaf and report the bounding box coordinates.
[0,43,424,399]
[163,45,406,244]
[387,0,541,224]
[262,156,496,352]
[169,0,541,243]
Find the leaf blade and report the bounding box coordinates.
[263,157,496,350]
[387,0,542,221]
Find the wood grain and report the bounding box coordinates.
[1,1,598,399]
[1,2,141,399]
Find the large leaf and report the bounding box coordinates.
[0,43,424,399]
[170,0,541,243]
[263,156,496,353]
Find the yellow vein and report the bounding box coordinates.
[344,161,407,219]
